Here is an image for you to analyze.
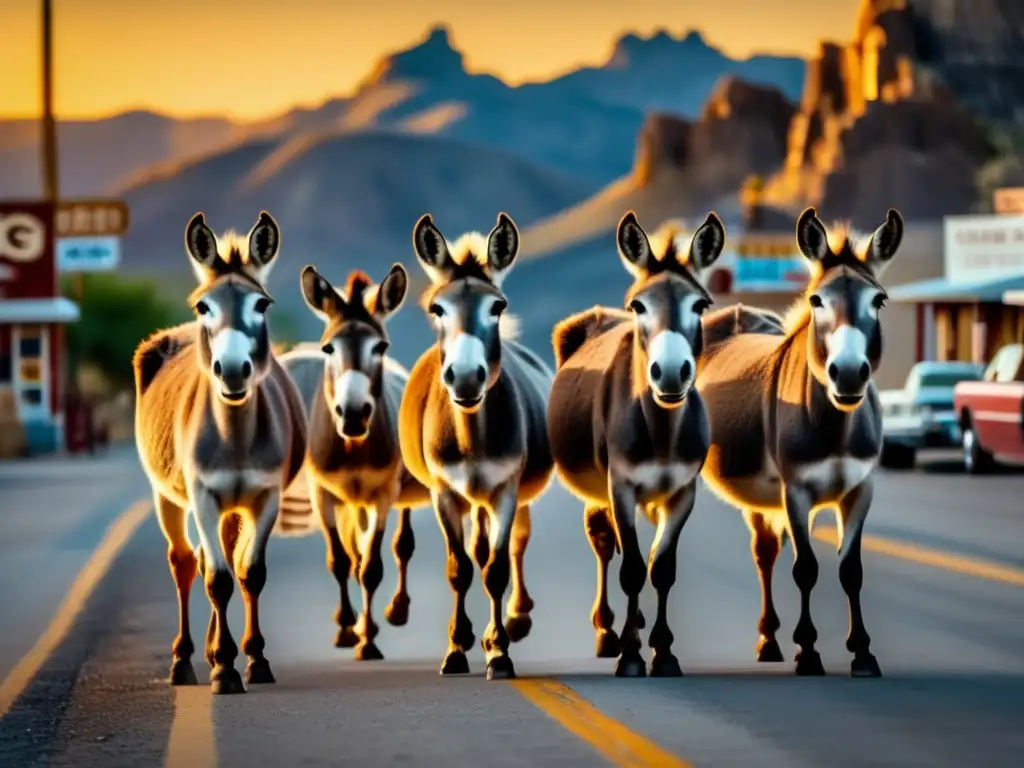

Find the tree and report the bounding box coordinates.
[974,125,1024,213]
[61,273,185,392]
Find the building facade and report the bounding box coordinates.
[0,200,79,453]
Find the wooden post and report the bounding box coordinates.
[42,0,58,203]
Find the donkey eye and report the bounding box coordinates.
[321,343,334,356]
[872,294,887,310]
[809,294,823,309]
[490,299,507,316]
[253,297,271,314]
[372,341,389,356]
[628,300,646,314]
[429,303,445,318]
[195,300,210,316]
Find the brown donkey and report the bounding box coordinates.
[696,207,904,678]
[548,211,725,677]
[133,211,306,694]
[399,212,553,680]
[279,264,430,660]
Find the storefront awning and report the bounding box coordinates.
[0,297,80,323]
[888,273,1024,304]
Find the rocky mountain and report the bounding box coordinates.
[0,24,805,197]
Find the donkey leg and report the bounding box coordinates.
[155,493,198,685]
[313,485,359,648]
[385,507,415,627]
[433,487,474,675]
[584,505,619,658]
[505,504,534,643]
[608,481,647,678]
[838,480,881,678]
[470,506,491,571]
[783,484,825,677]
[743,509,784,663]
[236,490,279,684]
[647,486,696,677]
[354,500,391,661]
[480,486,519,680]
[191,484,244,694]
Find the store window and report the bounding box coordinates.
[0,352,11,385]
[19,336,41,358]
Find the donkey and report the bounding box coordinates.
[548,211,725,677]
[696,207,904,678]
[277,264,430,660]
[399,212,552,680]
[132,211,306,694]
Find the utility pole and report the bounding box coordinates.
[42,0,58,203]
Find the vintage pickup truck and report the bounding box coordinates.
[952,342,1024,473]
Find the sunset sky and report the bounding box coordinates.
[2,0,860,121]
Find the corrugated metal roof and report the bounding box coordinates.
[888,273,1024,303]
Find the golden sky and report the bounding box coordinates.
[1,0,860,121]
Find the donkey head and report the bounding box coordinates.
[617,211,725,408]
[300,264,408,440]
[795,206,904,412]
[412,212,519,413]
[184,211,281,405]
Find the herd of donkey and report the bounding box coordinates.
[132,202,905,695]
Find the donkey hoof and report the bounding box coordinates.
[756,637,785,663]
[595,629,621,658]
[245,659,276,684]
[851,653,882,678]
[210,666,245,695]
[440,650,470,676]
[635,610,646,630]
[795,650,826,676]
[614,653,647,678]
[505,614,532,643]
[354,641,384,661]
[334,626,360,649]
[486,655,516,681]
[169,659,198,686]
[384,596,410,627]
[650,652,683,678]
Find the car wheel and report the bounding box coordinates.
[962,424,993,475]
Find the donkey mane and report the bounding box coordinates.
[780,222,878,337]
[187,230,269,305]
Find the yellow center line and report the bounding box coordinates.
[0,498,152,718]
[813,526,1024,587]
[512,678,693,768]
[165,688,215,768]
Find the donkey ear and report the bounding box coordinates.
[616,211,652,279]
[688,212,726,273]
[865,208,903,272]
[796,207,829,262]
[375,263,409,318]
[412,214,452,283]
[247,211,281,280]
[300,265,343,322]
[184,212,218,282]
[487,212,520,284]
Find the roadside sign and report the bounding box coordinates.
[0,200,56,299]
[57,235,120,272]
[55,199,129,237]
[993,187,1024,214]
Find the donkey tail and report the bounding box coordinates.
[551,305,630,369]
[273,465,318,538]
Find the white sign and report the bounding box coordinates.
[943,214,1024,284]
[57,235,120,272]
[994,187,1024,214]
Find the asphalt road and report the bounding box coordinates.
[1,448,1023,768]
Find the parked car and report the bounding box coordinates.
[953,343,1024,474]
[879,360,984,469]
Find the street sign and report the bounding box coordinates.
[993,187,1024,214]
[55,199,129,237]
[57,235,120,272]
[0,201,56,300]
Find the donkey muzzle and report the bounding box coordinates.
[213,359,253,401]
[335,402,373,439]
